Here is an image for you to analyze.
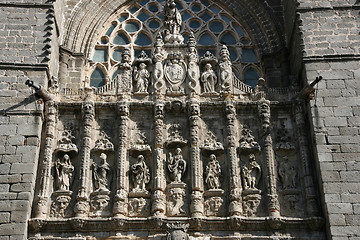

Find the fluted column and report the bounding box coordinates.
[151,102,167,217]
[294,99,319,216]
[113,103,129,218]
[258,99,280,217]
[34,101,57,218]
[188,101,204,218]
[225,102,242,216]
[74,101,95,218]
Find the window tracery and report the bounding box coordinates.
[88,0,261,87]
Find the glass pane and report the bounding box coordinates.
[148,4,158,12]
[229,49,237,62]
[242,49,258,62]
[130,6,139,14]
[175,1,183,10]
[221,14,231,23]
[92,49,107,62]
[221,32,236,45]
[233,24,244,37]
[139,0,149,6]
[118,15,128,22]
[189,19,201,29]
[241,39,250,45]
[192,4,201,12]
[135,33,152,46]
[113,33,129,45]
[209,21,223,32]
[137,11,150,21]
[182,12,191,21]
[201,0,210,7]
[210,5,220,14]
[200,12,212,22]
[199,33,215,45]
[149,19,160,29]
[90,68,105,87]
[112,69,119,80]
[244,68,259,87]
[112,49,122,61]
[101,38,108,44]
[125,22,140,32]
[105,23,116,36]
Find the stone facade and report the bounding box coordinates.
[0,0,359,239]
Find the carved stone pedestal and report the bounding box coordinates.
[167,182,187,217]
[90,189,111,217]
[242,189,262,217]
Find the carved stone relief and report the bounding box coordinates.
[133,51,152,95]
[205,196,225,217]
[130,155,150,193]
[167,187,187,216]
[55,154,74,192]
[164,52,187,94]
[166,222,190,240]
[128,197,150,217]
[205,154,221,190]
[167,147,187,183]
[50,193,72,218]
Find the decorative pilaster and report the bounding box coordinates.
[188,101,204,218]
[113,103,130,217]
[34,101,57,219]
[225,102,242,216]
[74,100,95,218]
[258,99,280,217]
[294,99,319,216]
[151,102,167,217]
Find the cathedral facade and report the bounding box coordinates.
[0,0,359,239]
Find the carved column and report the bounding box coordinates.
[34,101,57,218]
[225,102,242,216]
[258,99,280,217]
[113,103,129,218]
[188,101,204,218]
[151,102,167,217]
[74,101,94,218]
[294,99,319,216]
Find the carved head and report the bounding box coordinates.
[137,155,145,162]
[100,153,107,162]
[175,147,182,155]
[170,188,185,201]
[210,154,216,162]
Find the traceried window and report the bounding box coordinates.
[89,0,261,87]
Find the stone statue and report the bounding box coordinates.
[201,63,217,93]
[133,62,149,93]
[131,155,151,191]
[278,157,297,189]
[92,153,110,191]
[241,154,261,190]
[219,45,233,92]
[55,154,74,191]
[163,0,182,35]
[205,154,221,189]
[168,147,187,182]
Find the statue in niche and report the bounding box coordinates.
[133,62,150,93]
[131,155,150,192]
[278,157,297,189]
[55,154,74,191]
[50,195,71,218]
[205,154,221,190]
[92,153,110,192]
[168,147,187,182]
[205,196,223,216]
[167,188,186,216]
[241,154,261,190]
[163,0,181,35]
[219,45,233,92]
[201,63,217,93]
